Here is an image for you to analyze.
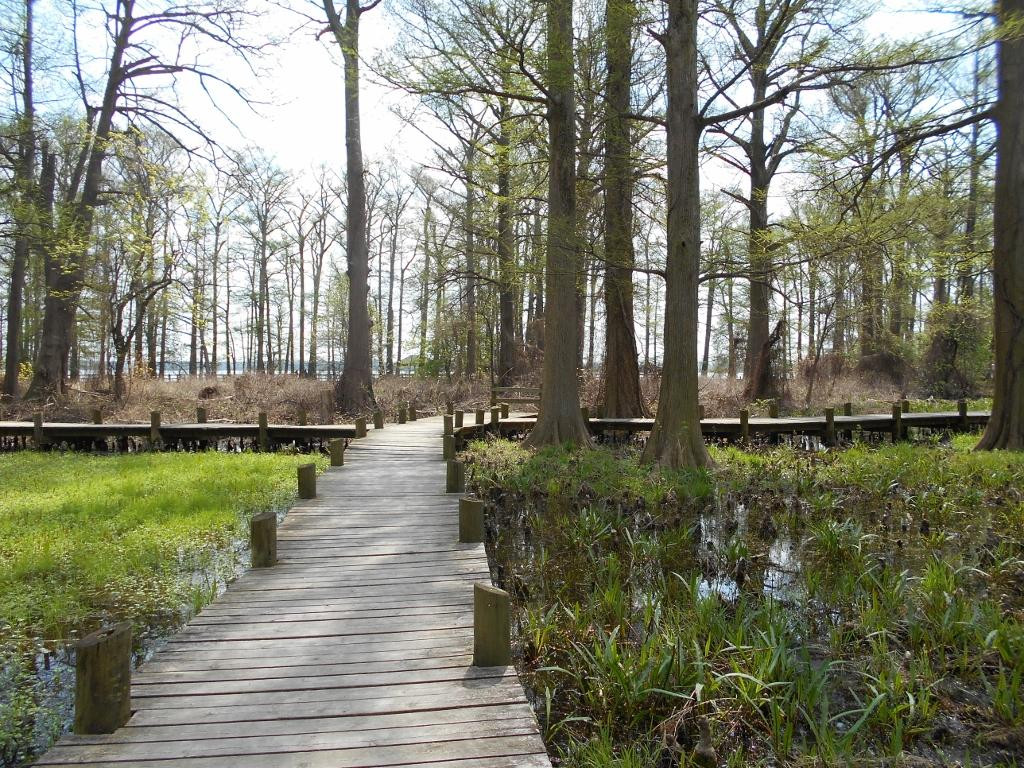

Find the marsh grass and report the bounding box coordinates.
[465,435,1024,767]
[0,451,327,766]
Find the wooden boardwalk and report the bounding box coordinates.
[35,417,551,768]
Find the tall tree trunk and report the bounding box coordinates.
[977,0,1024,450]
[326,0,376,411]
[524,0,589,447]
[465,154,478,377]
[496,98,517,385]
[4,0,34,399]
[386,220,397,375]
[642,0,711,469]
[601,0,646,417]
[701,279,715,376]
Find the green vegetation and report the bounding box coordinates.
[465,436,1024,766]
[0,451,325,766]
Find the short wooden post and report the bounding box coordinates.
[373,410,384,430]
[443,434,455,461]
[73,622,132,734]
[581,406,590,423]
[901,399,910,414]
[409,405,418,421]
[891,403,903,443]
[475,409,485,425]
[91,408,103,425]
[258,412,269,451]
[446,402,454,415]
[768,399,779,419]
[328,438,345,466]
[444,414,454,435]
[355,417,367,438]
[455,410,464,429]
[824,407,836,447]
[446,459,465,493]
[460,497,485,543]
[500,403,509,418]
[843,401,854,441]
[698,404,705,420]
[490,389,497,407]
[196,407,207,424]
[150,411,161,446]
[398,405,407,424]
[740,408,750,445]
[473,583,511,667]
[298,463,316,499]
[33,413,45,449]
[250,511,277,567]
[958,399,968,430]
[490,407,500,426]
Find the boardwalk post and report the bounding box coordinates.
[446,401,454,415]
[91,408,103,425]
[475,409,485,425]
[250,511,277,567]
[33,413,45,449]
[958,399,969,430]
[150,411,161,448]
[258,412,269,451]
[901,399,910,414]
[581,406,589,422]
[373,410,384,430]
[455,410,464,429]
[891,403,903,443]
[490,407,500,426]
[698,404,705,421]
[298,463,316,499]
[459,497,485,543]
[409,405,418,421]
[824,407,836,447]
[355,417,367,438]
[443,434,455,461]
[328,438,345,466]
[444,414,454,435]
[196,407,207,424]
[740,409,750,445]
[843,402,854,442]
[500,403,509,419]
[446,459,465,493]
[298,409,309,427]
[473,583,511,667]
[768,399,779,419]
[73,622,132,734]
[398,405,407,424]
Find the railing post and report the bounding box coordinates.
[901,399,910,414]
[354,417,367,438]
[298,463,316,499]
[196,407,207,424]
[74,622,132,734]
[958,399,968,431]
[843,402,854,442]
[446,401,454,415]
[33,413,45,450]
[409,405,417,421]
[258,412,269,451]
[397,405,407,424]
[91,408,103,425]
[580,406,590,423]
[891,403,903,443]
[443,434,455,461]
[473,583,510,667]
[768,399,779,419]
[500,403,509,419]
[824,407,836,447]
[455,410,464,429]
[250,511,277,567]
[444,414,454,435]
[490,407,500,426]
[373,410,384,430]
[475,409,485,426]
[740,408,750,445]
[459,497,485,543]
[298,409,309,426]
[446,459,465,493]
[150,411,161,448]
[698,404,705,421]
[328,438,345,466]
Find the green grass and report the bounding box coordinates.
[0,451,327,767]
[465,436,1024,767]
[0,452,327,645]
